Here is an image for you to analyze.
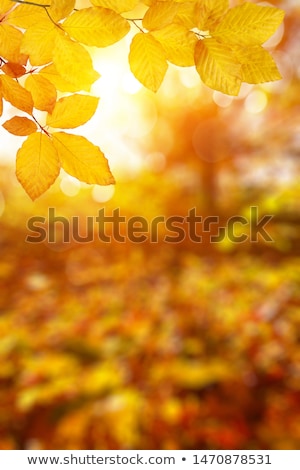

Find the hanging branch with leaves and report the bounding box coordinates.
[0,0,285,199]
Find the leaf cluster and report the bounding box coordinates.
[0,0,285,199]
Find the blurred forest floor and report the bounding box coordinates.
[0,151,300,449]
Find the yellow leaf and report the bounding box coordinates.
[194,38,241,96]
[174,1,228,31]
[39,63,82,93]
[153,24,197,67]
[0,0,14,14]
[21,21,61,66]
[16,133,60,200]
[5,1,69,28]
[90,0,139,13]
[0,24,28,64]
[5,4,48,28]
[195,0,228,30]
[1,62,26,78]
[173,2,196,29]
[52,132,115,185]
[47,94,99,129]
[211,3,285,47]
[62,7,130,48]
[2,116,37,136]
[234,45,282,84]
[53,34,100,92]
[0,75,34,114]
[25,74,57,113]
[0,96,3,117]
[48,0,75,21]
[129,32,168,92]
[142,2,179,31]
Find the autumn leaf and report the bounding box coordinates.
[46,94,99,129]
[16,132,60,200]
[53,34,100,92]
[195,0,229,30]
[0,0,14,14]
[5,3,48,29]
[0,74,34,114]
[48,0,76,22]
[62,7,130,47]
[211,3,285,47]
[173,2,197,30]
[39,64,82,93]
[25,74,57,113]
[2,116,37,136]
[1,62,26,78]
[195,38,242,96]
[0,96,3,117]
[21,21,61,66]
[129,33,168,92]
[52,132,115,185]
[0,0,286,201]
[152,24,197,67]
[89,0,139,14]
[142,2,179,31]
[0,24,28,65]
[233,45,282,84]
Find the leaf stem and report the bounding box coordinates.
[11,0,51,7]
[44,6,59,27]
[11,0,62,28]
[194,32,207,40]
[32,115,51,137]
[126,18,145,33]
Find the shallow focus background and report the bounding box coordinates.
[0,0,300,450]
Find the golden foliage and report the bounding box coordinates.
[0,23,28,64]
[52,132,115,185]
[211,3,285,47]
[2,115,37,135]
[129,32,168,92]
[16,132,60,200]
[195,38,242,96]
[0,0,285,198]
[0,74,33,113]
[46,94,99,129]
[152,24,197,67]
[90,0,139,13]
[25,74,57,113]
[62,7,130,47]
[53,34,100,92]
[142,1,179,31]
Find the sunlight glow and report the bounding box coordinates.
[60,175,81,197]
[122,72,143,95]
[213,91,233,108]
[179,68,201,89]
[244,90,268,114]
[92,185,115,203]
[87,41,153,176]
[144,152,166,173]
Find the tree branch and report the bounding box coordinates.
[11,0,51,7]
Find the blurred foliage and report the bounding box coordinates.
[0,0,300,451]
[0,156,299,450]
